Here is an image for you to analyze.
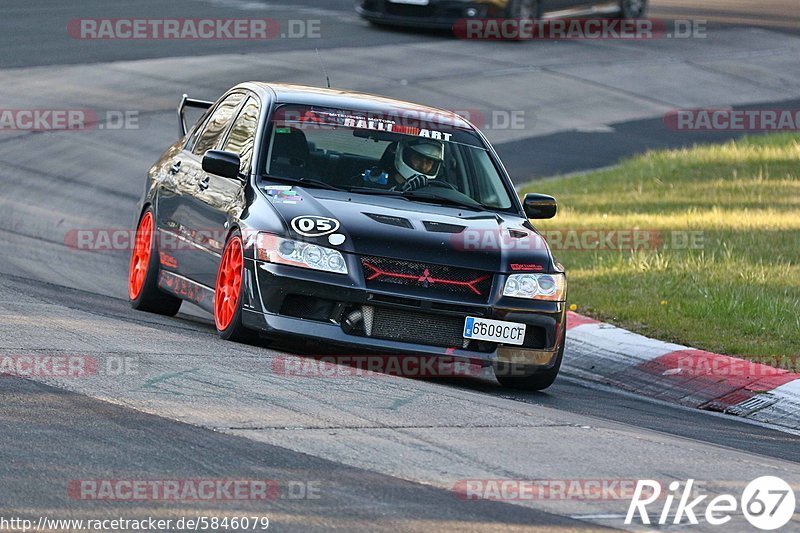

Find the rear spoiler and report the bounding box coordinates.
[177,94,213,137]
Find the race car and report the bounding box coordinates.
[357,0,648,29]
[129,83,567,390]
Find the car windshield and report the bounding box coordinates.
[260,104,515,210]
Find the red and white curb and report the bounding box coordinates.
[563,312,800,431]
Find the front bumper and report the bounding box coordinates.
[356,1,504,30]
[241,257,566,369]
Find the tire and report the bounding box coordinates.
[618,0,648,19]
[494,326,565,391]
[506,0,541,20]
[214,230,253,342]
[129,209,182,316]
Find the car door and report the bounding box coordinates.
[156,92,246,288]
[188,95,261,290]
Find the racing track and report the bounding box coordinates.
[1,1,800,531]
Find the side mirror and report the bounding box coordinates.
[202,150,242,180]
[523,193,557,219]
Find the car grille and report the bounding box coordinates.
[361,256,493,303]
[339,304,547,353]
[352,306,495,352]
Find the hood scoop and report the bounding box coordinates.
[423,221,466,234]
[364,212,414,229]
[509,229,529,239]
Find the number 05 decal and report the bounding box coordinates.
[291,216,341,237]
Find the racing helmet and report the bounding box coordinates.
[394,139,444,181]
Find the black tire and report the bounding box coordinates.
[618,0,648,19]
[129,208,182,316]
[506,0,541,20]
[214,230,254,343]
[494,326,565,391]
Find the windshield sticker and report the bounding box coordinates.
[341,117,453,141]
[291,216,341,237]
[276,108,455,141]
[265,186,302,204]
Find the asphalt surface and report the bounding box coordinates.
[1,376,595,532]
[1,1,800,531]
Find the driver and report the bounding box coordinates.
[362,138,444,191]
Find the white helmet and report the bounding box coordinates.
[394,139,444,182]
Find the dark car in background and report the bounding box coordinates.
[129,83,567,390]
[357,0,648,28]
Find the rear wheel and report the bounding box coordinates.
[214,231,253,342]
[128,209,182,316]
[618,0,648,19]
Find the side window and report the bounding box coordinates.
[192,93,245,157]
[184,108,211,149]
[223,98,260,174]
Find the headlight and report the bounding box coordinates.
[503,273,566,301]
[257,234,348,275]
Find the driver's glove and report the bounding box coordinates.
[395,174,428,192]
[363,167,389,185]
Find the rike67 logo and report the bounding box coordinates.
[627,477,796,530]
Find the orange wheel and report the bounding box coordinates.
[129,211,154,300]
[128,208,182,316]
[215,236,244,331]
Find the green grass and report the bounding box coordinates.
[521,133,800,361]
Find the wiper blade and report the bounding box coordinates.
[346,187,488,211]
[345,187,404,196]
[262,175,343,191]
[401,191,486,211]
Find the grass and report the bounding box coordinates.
[520,133,800,362]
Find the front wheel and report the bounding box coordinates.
[214,231,253,342]
[494,327,565,391]
[618,0,648,19]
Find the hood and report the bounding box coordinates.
[259,186,556,274]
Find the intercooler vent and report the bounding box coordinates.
[372,306,468,349]
[341,305,494,353]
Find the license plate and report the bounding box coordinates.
[463,317,526,346]
[388,0,430,5]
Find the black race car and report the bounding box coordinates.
[357,0,648,29]
[129,83,567,390]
